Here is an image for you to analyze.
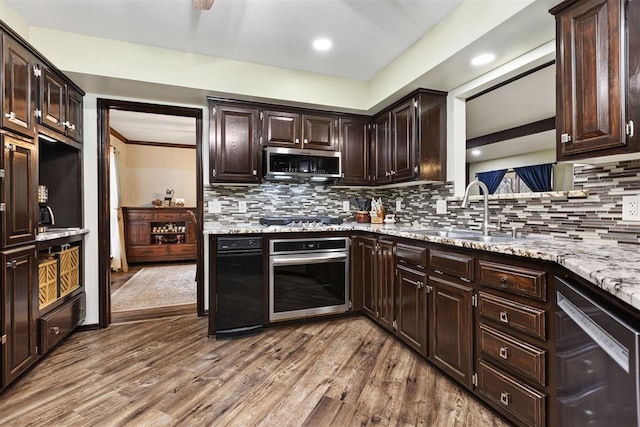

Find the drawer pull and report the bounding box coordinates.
[433,269,444,275]
[499,311,509,323]
[499,347,509,359]
[500,277,509,287]
[500,392,510,406]
[51,327,60,335]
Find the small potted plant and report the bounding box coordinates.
[350,197,371,223]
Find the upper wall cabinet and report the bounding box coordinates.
[262,110,338,151]
[209,101,261,184]
[552,0,639,160]
[372,90,447,185]
[38,65,83,143]
[1,34,36,139]
[339,117,369,185]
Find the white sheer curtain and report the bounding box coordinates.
[109,147,128,272]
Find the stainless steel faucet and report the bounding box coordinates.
[461,180,490,236]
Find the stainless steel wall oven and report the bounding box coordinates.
[269,237,349,322]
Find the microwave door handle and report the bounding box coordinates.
[271,253,348,266]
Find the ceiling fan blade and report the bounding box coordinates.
[193,0,215,10]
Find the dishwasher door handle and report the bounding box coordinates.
[271,252,348,266]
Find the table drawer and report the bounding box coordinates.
[429,249,474,281]
[479,323,546,387]
[479,260,546,301]
[168,243,196,257]
[39,294,85,353]
[125,211,155,220]
[477,361,546,427]
[478,292,546,340]
[155,212,182,221]
[396,243,427,270]
[128,245,170,258]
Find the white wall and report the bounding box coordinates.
[122,145,197,207]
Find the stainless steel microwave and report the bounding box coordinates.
[263,146,341,182]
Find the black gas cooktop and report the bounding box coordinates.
[259,216,343,226]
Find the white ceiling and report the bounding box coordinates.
[6,0,463,81]
[109,110,196,145]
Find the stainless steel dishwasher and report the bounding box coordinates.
[555,276,640,426]
[215,236,264,339]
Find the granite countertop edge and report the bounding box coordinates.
[203,223,640,312]
[36,228,89,242]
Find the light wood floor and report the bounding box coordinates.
[0,315,508,426]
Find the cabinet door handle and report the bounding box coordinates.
[560,133,572,143]
[385,171,390,177]
[5,260,17,269]
[51,327,60,335]
[404,277,423,288]
[69,123,76,131]
[500,392,510,406]
[295,138,300,144]
[499,347,509,359]
[499,311,509,323]
[4,112,16,120]
[627,120,635,138]
[426,285,433,293]
[303,138,308,144]
[252,169,257,176]
[62,121,71,128]
[390,170,396,176]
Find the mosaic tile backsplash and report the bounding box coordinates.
[204,159,640,244]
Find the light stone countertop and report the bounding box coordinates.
[203,222,640,312]
[36,227,89,242]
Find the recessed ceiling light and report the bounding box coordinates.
[313,38,332,52]
[471,53,496,66]
[471,149,482,156]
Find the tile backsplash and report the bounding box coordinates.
[204,159,640,244]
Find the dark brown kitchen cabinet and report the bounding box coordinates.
[429,274,474,388]
[376,239,395,332]
[262,110,337,151]
[38,66,84,144]
[371,90,447,185]
[1,33,36,138]
[551,0,639,160]
[390,99,416,182]
[396,265,428,355]
[209,102,260,184]
[1,134,37,248]
[2,245,38,388]
[353,236,377,318]
[372,112,392,184]
[339,117,369,185]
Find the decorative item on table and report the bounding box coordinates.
[350,196,371,223]
[152,199,163,207]
[370,198,385,224]
[163,189,175,207]
[174,198,185,207]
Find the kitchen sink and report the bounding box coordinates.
[404,228,532,243]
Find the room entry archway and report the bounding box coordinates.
[97,99,204,328]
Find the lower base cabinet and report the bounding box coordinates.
[1,245,38,388]
[39,293,85,354]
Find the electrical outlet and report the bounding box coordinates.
[208,200,221,214]
[342,200,350,212]
[436,199,447,215]
[238,201,247,213]
[622,195,640,221]
[396,200,402,212]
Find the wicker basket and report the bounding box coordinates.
[38,257,58,308]
[56,246,80,297]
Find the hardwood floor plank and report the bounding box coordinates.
[0,315,509,427]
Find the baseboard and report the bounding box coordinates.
[77,323,100,331]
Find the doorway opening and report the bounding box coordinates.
[97,99,204,328]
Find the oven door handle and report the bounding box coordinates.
[271,252,348,266]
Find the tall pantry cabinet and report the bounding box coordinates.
[0,21,86,392]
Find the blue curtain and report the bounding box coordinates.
[514,163,553,192]
[477,169,508,194]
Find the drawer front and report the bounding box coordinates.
[125,210,155,220]
[128,245,170,258]
[429,249,474,281]
[39,294,85,353]
[396,243,427,270]
[477,361,546,427]
[557,343,607,394]
[156,212,182,221]
[479,260,546,301]
[479,323,546,386]
[478,292,546,340]
[168,244,197,257]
